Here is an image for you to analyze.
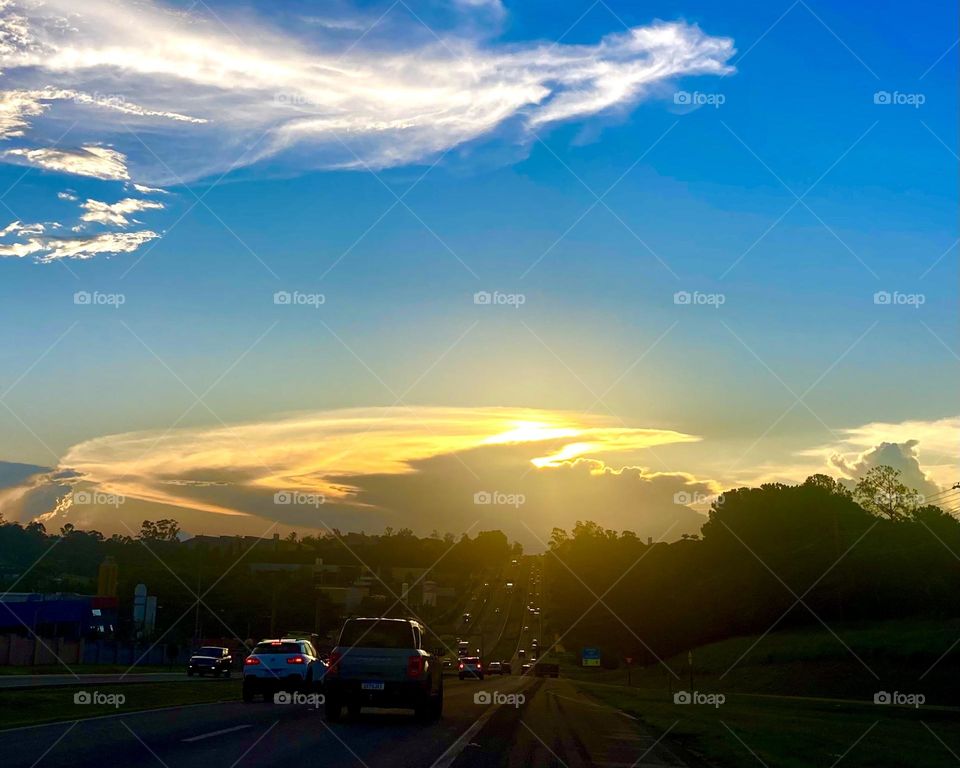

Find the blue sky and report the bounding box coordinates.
[0,0,956,543]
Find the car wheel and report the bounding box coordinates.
[325,697,342,721]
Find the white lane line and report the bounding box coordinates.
[182,724,251,743]
[430,702,500,768]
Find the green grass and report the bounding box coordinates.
[0,664,177,676]
[560,619,960,768]
[0,680,240,729]
[575,682,959,768]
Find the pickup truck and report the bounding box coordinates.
[324,617,443,722]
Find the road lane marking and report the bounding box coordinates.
[430,700,501,768]
[182,724,251,742]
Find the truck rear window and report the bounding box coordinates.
[339,620,414,649]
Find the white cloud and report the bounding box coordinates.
[57,190,77,201]
[80,197,164,227]
[131,183,167,195]
[0,0,735,181]
[0,228,158,260]
[0,218,42,236]
[4,144,129,179]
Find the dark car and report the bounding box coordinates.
[324,617,443,722]
[188,646,232,677]
[500,660,512,675]
[534,661,559,678]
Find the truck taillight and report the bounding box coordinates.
[327,650,341,676]
[407,655,425,677]
[244,657,260,665]
[287,656,304,664]
[458,662,464,670]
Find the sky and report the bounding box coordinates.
[0,0,956,548]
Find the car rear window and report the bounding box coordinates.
[196,647,224,655]
[339,620,413,649]
[252,641,301,655]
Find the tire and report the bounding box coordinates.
[325,697,342,721]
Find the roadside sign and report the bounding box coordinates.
[582,647,601,667]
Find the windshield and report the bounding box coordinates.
[339,620,414,649]
[252,641,301,655]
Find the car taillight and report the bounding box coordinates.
[407,655,424,677]
[287,656,304,664]
[327,650,341,676]
[458,663,464,669]
[244,657,260,665]
[477,662,482,670]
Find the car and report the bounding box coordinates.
[531,638,538,647]
[463,612,471,624]
[458,656,483,680]
[521,663,532,675]
[188,646,232,677]
[487,661,502,674]
[518,648,525,658]
[442,658,453,671]
[500,661,512,675]
[242,638,324,702]
[457,640,470,657]
[324,617,443,722]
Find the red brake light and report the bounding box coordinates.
[327,650,341,676]
[477,662,482,670]
[287,656,305,664]
[244,657,260,665]
[458,662,464,669]
[407,655,424,677]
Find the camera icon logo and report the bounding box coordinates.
[873,691,891,704]
[473,291,492,305]
[873,291,891,305]
[474,691,492,705]
[273,491,292,505]
[273,291,292,305]
[673,691,691,704]
[473,491,492,505]
[673,491,691,505]
[74,691,91,705]
[74,291,91,305]
[873,91,891,104]
[274,691,292,704]
[673,291,691,305]
[674,90,692,105]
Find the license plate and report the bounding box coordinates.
[361,681,384,690]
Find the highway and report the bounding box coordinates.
[0,676,693,768]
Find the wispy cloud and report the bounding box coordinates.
[0,0,734,182]
[0,227,158,260]
[3,145,130,180]
[79,197,164,227]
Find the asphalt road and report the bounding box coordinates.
[0,675,693,768]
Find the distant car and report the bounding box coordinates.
[188,646,232,677]
[442,658,453,670]
[487,661,502,674]
[459,656,483,680]
[242,639,324,702]
[518,649,526,658]
[521,663,532,675]
[500,661,512,675]
[463,612,471,624]
[531,638,538,647]
[457,640,470,657]
[324,617,443,722]
[494,607,500,614]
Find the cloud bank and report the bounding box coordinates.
[0,0,735,182]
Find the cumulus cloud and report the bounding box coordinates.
[0,227,158,260]
[0,0,734,182]
[3,145,129,180]
[0,406,712,547]
[79,197,164,227]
